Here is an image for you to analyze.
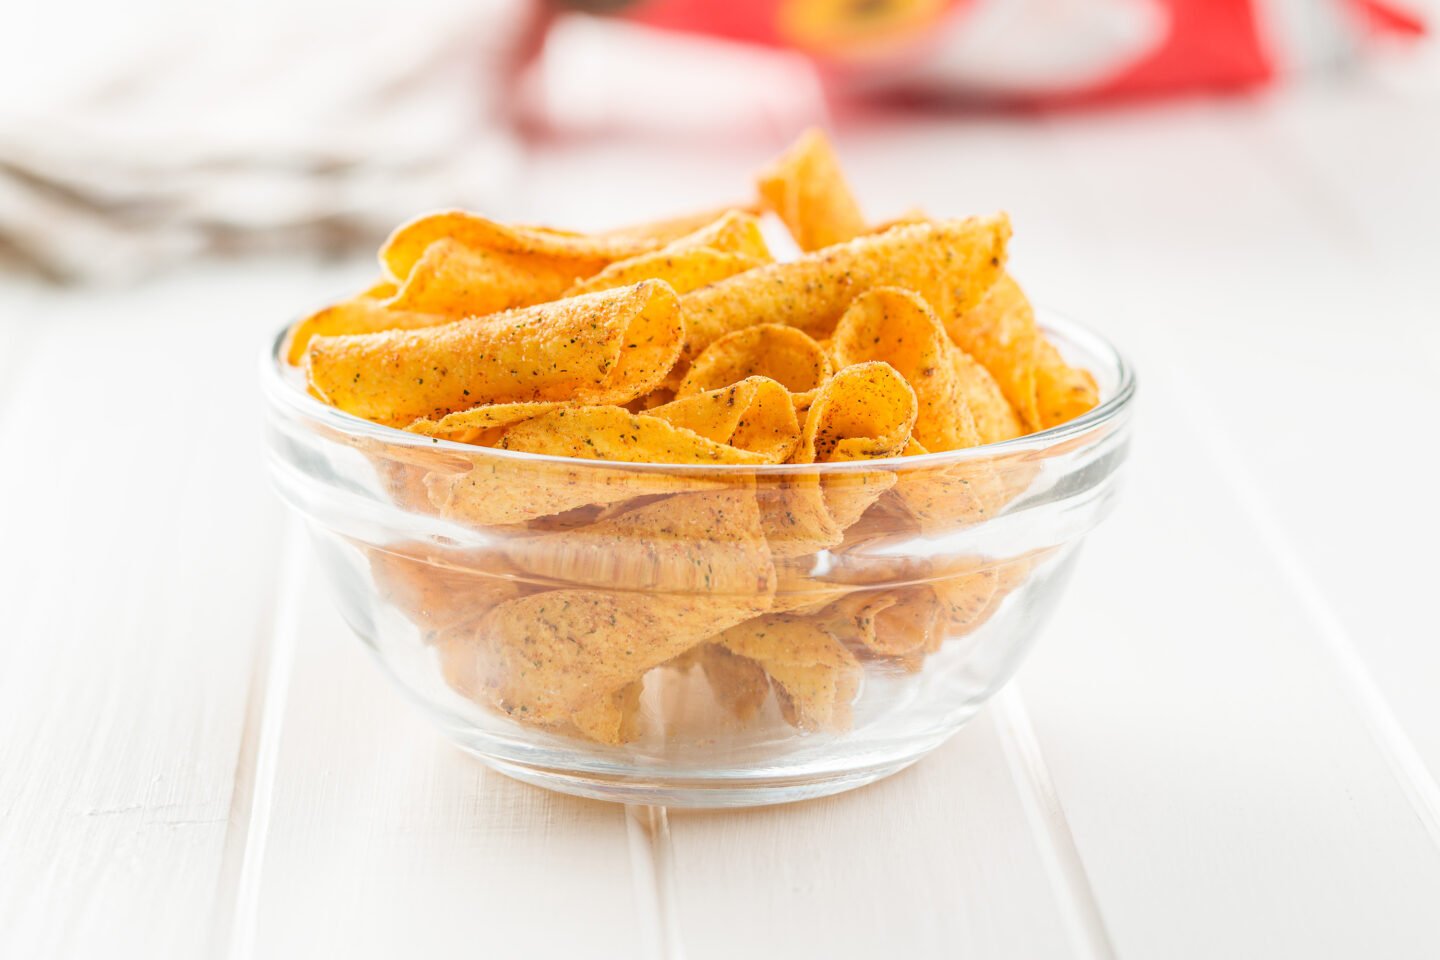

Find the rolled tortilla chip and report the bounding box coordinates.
[830,287,984,452]
[795,361,917,463]
[285,295,443,365]
[1033,339,1100,428]
[367,542,528,636]
[678,215,1010,367]
[380,210,659,283]
[677,324,833,409]
[570,680,645,745]
[647,377,801,464]
[566,250,763,298]
[597,204,761,247]
[503,487,776,597]
[946,272,1097,432]
[692,643,771,722]
[824,586,946,665]
[389,239,596,319]
[715,615,862,732]
[497,405,777,465]
[424,455,724,527]
[406,402,571,445]
[475,590,767,725]
[756,127,868,251]
[566,211,771,297]
[306,280,683,426]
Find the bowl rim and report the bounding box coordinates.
[261,307,1135,475]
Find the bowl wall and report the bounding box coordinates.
[263,312,1133,806]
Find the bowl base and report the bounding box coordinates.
[472,752,926,808]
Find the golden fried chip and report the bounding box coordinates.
[829,286,980,451]
[566,250,763,298]
[824,586,945,664]
[424,455,724,527]
[932,568,1000,634]
[368,542,528,635]
[565,211,771,297]
[665,209,773,260]
[679,215,1009,367]
[890,439,1014,531]
[285,296,444,365]
[647,377,801,463]
[947,273,1097,432]
[497,405,776,465]
[570,680,644,745]
[677,324,833,408]
[388,239,593,318]
[756,127,867,251]
[306,280,683,425]
[597,204,761,247]
[380,210,658,283]
[715,615,861,732]
[405,402,570,445]
[1033,339,1100,428]
[944,272,1040,428]
[692,643,771,721]
[796,361,917,463]
[503,488,776,597]
[950,347,1026,444]
[476,590,766,725]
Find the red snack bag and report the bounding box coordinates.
[554,0,1425,102]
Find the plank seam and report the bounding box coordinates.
[992,685,1118,960]
[211,520,307,960]
[1169,364,1440,852]
[625,804,687,960]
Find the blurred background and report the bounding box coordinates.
[1,0,1433,285]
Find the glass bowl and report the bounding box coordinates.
[261,310,1134,807]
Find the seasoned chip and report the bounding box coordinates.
[475,590,767,725]
[503,487,776,597]
[566,250,762,298]
[566,211,771,297]
[368,542,528,635]
[824,586,945,665]
[950,347,1026,444]
[597,204,761,247]
[498,405,776,465]
[570,680,644,745]
[715,615,862,732]
[424,455,723,526]
[389,239,594,318]
[796,361,917,463]
[756,127,867,251]
[306,280,683,425]
[891,439,1013,531]
[663,209,773,260]
[677,324,833,409]
[648,377,801,463]
[692,643,772,722]
[406,402,571,445]
[678,215,1010,367]
[380,210,658,283]
[285,296,443,365]
[1033,339,1100,428]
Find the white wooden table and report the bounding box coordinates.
[4,63,1440,959]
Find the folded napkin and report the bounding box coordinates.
[0,2,527,283]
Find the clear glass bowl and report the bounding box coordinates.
[261,310,1134,807]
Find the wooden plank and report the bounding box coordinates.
[1017,363,1440,958]
[240,535,648,960]
[0,268,312,957]
[665,709,1091,960]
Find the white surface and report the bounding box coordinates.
[4,57,1440,960]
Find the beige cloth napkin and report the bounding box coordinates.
[0,2,528,283]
